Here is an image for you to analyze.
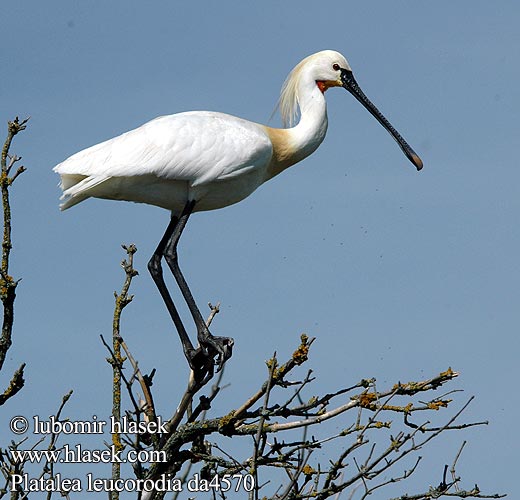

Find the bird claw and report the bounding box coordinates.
[212,335,234,371]
[202,334,234,371]
[188,333,234,383]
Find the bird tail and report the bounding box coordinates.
[57,174,110,210]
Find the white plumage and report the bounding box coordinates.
[54,50,421,216]
[53,50,422,377]
[55,111,276,212]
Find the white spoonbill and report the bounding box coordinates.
[54,50,423,381]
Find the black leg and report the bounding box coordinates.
[148,216,214,382]
[163,201,234,370]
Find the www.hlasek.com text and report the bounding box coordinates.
[10,443,165,464]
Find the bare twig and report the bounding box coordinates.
[234,334,314,420]
[42,391,73,500]
[109,243,138,500]
[0,363,25,405]
[450,441,467,492]
[250,353,277,500]
[0,117,28,385]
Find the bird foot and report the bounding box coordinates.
[186,334,234,384]
[199,332,234,372]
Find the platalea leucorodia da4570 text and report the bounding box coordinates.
[54,50,423,381]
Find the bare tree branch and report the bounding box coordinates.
[108,243,139,500]
[0,117,28,389]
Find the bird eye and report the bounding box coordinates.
[332,63,340,71]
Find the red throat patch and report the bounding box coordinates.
[316,81,328,93]
[316,80,337,93]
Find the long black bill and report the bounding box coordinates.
[341,68,423,171]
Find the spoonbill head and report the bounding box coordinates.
[53,50,423,381]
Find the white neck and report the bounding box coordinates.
[288,76,328,163]
[264,76,329,180]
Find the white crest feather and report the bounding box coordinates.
[278,58,307,128]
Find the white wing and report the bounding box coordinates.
[54,111,273,209]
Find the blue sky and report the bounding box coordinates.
[2,1,518,497]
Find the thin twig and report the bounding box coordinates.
[0,117,29,378]
[110,244,138,500]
